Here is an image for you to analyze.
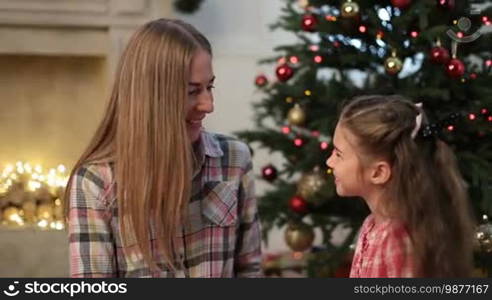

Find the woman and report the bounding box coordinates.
[66,19,262,277]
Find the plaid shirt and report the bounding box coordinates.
[350,214,416,278]
[68,131,262,278]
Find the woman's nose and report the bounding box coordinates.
[196,92,214,113]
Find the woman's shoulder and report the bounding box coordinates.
[74,161,115,189]
[203,131,252,161]
[70,161,116,209]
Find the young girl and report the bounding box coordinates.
[326,95,473,277]
[65,19,261,277]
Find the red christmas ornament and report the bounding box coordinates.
[358,25,367,33]
[289,196,308,214]
[391,0,412,9]
[281,126,291,134]
[301,14,318,32]
[334,262,351,277]
[320,141,329,150]
[430,46,450,64]
[436,0,455,10]
[482,16,491,26]
[255,74,268,87]
[446,58,465,78]
[276,64,294,82]
[261,164,278,182]
[314,55,323,63]
[469,113,476,120]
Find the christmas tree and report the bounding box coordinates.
[236,0,492,277]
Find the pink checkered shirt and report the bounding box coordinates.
[350,214,416,278]
[68,131,262,277]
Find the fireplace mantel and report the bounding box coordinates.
[0,0,172,72]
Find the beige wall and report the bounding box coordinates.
[0,55,109,169]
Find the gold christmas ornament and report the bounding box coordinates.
[385,51,403,75]
[298,0,309,8]
[341,0,360,18]
[297,167,326,199]
[285,222,315,252]
[22,200,37,223]
[287,104,306,126]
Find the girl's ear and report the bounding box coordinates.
[369,161,391,185]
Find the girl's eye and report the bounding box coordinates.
[188,89,199,95]
[207,85,215,91]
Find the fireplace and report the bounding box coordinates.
[0,0,172,277]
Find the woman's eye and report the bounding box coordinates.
[188,89,199,95]
[207,85,215,91]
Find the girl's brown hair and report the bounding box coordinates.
[340,95,473,277]
[65,19,212,271]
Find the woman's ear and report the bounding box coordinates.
[369,161,391,185]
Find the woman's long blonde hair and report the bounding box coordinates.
[65,19,212,271]
[340,95,474,277]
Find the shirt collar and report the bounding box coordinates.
[192,131,224,178]
[198,131,224,158]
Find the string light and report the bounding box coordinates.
[1,162,69,230]
[294,137,304,147]
[290,56,300,64]
[325,15,337,22]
